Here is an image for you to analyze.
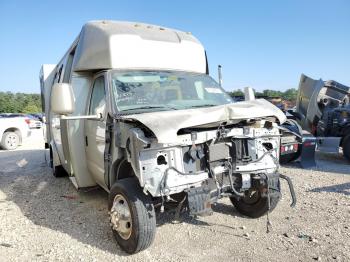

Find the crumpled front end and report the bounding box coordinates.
[127,119,281,199]
[119,101,296,217]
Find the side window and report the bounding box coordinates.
[53,65,63,84]
[89,76,106,115]
[62,49,75,83]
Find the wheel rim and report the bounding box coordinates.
[6,134,18,149]
[241,189,261,205]
[110,194,132,240]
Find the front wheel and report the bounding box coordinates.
[52,164,67,177]
[230,188,281,218]
[108,178,156,254]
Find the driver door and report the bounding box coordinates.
[85,75,107,188]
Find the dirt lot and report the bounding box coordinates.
[0,129,349,261]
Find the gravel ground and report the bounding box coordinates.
[0,129,349,261]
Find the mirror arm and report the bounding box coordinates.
[60,114,102,120]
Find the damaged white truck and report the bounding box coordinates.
[40,21,296,254]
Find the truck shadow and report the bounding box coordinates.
[156,201,244,226]
[0,149,128,255]
[315,151,350,175]
[0,149,245,255]
[309,182,350,196]
[281,151,350,176]
[155,205,245,238]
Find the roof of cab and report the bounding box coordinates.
[84,20,200,43]
[72,20,206,73]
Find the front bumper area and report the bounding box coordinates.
[186,172,296,216]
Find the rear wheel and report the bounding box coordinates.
[108,177,156,254]
[230,188,281,218]
[342,135,350,161]
[1,132,20,150]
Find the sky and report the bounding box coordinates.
[0,0,349,93]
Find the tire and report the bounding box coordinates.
[1,132,20,150]
[52,164,67,177]
[49,147,67,177]
[230,188,281,218]
[342,135,350,161]
[108,177,156,254]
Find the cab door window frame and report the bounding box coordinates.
[88,73,108,120]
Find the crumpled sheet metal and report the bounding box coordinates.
[125,99,286,144]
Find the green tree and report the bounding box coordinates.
[282,88,298,101]
[227,89,244,97]
[227,88,298,102]
[0,92,41,113]
[23,104,40,114]
[262,89,282,98]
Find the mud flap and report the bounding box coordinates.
[265,173,281,193]
[316,137,341,153]
[265,173,296,208]
[186,186,212,216]
[262,173,282,202]
[299,133,317,168]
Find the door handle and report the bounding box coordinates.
[85,136,88,146]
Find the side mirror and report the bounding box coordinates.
[51,83,75,115]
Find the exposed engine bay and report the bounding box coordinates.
[122,118,296,216]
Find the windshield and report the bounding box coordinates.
[111,71,234,113]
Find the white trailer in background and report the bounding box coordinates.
[40,20,295,254]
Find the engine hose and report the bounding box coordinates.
[210,168,222,200]
[227,162,245,197]
[165,166,200,176]
[250,150,271,163]
[261,173,272,233]
[279,174,297,207]
[245,150,279,168]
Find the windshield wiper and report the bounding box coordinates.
[190,104,217,108]
[121,105,177,112]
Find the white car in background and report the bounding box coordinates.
[0,115,32,150]
[26,115,43,129]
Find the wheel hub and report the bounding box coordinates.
[6,134,18,149]
[110,194,132,240]
[242,189,261,205]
